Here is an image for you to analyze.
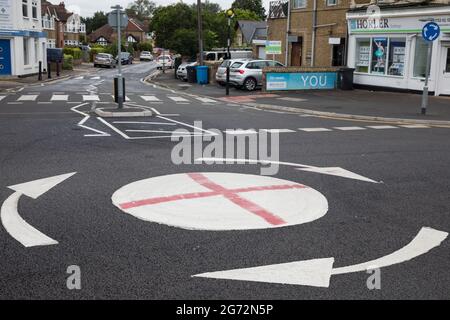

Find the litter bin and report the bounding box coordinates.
[338,67,355,90]
[187,66,197,83]
[196,66,209,85]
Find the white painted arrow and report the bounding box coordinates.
[196,157,380,183]
[193,227,448,288]
[1,172,76,247]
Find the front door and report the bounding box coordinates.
[0,39,12,76]
[438,46,450,95]
[291,42,302,67]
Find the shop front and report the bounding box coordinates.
[346,5,450,96]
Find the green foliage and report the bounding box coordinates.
[63,47,82,60]
[82,11,108,35]
[127,0,155,23]
[63,54,73,70]
[138,42,153,52]
[231,0,266,20]
[127,45,135,56]
[166,29,198,58]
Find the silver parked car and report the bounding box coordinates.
[215,59,251,86]
[229,59,284,91]
[177,61,198,81]
[94,53,116,68]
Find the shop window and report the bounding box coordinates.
[445,48,450,73]
[413,37,429,78]
[371,37,388,75]
[387,38,406,76]
[355,39,370,73]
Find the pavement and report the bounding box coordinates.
[152,71,450,124]
[0,60,449,300]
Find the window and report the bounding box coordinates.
[413,37,429,78]
[127,35,137,43]
[293,0,307,9]
[34,39,39,63]
[355,39,370,73]
[446,48,450,73]
[23,38,29,65]
[371,37,388,75]
[32,1,38,19]
[22,0,28,18]
[267,61,284,67]
[387,38,406,76]
[327,0,337,5]
[47,39,56,48]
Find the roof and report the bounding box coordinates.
[236,20,267,43]
[88,19,146,43]
[349,1,450,12]
[41,0,73,22]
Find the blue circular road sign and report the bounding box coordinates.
[422,22,440,42]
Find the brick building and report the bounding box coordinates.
[41,1,86,48]
[88,19,148,46]
[267,0,351,67]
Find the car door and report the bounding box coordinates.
[253,61,268,85]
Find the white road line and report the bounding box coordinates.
[400,124,431,129]
[262,129,296,133]
[51,95,69,101]
[367,125,399,130]
[277,97,307,102]
[196,97,217,103]
[8,102,23,105]
[334,126,366,131]
[0,96,6,101]
[97,117,131,139]
[37,102,52,104]
[71,103,110,137]
[111,95,131,101]
[90,76,101,80]
[140,95,161,102]
[74,76,84,80]
[298,128,332,132]
[125,130,177,133]
[18,95,38,101]
[83,95,100,101]
[224,129,258,135]
[156,115,218,136]
[112,121,176,126]
[168,96,189,103]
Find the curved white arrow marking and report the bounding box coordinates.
[196,157,380,183]
[1,172,76,247]
[192,227,448,288]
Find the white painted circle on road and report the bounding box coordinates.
[112,172,328,231]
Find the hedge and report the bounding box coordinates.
[63,54,73,70]
[63,47,82,60]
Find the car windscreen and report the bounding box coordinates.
[220,60,232,68]
[230,62,244,68]
[97,54,109,58]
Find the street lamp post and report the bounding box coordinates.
[226,9,235,96]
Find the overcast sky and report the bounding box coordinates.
[63,0,271,17]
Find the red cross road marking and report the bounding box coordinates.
[119,173,308,226]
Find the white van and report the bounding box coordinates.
[203,50,253,62]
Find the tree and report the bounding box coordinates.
[82,11,108,35]
[231,0,266,20]
[127,0,156,21]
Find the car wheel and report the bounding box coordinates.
[244,78,257,91]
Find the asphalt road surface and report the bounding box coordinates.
[0,62,449,300]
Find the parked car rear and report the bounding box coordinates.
[94,53,116,68]
[229,59,284,91]
[116,52,134,65]
[215,59,251,86]
[156,55,174,69]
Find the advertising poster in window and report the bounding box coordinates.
[372,37,387,74]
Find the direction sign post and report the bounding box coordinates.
[109,5,128,110]
[421,22,440,115]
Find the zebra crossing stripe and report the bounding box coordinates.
[110,95,131,101]
[299,128,332,132]
[196,97,217,103]
[334,127,366,131]
[141,96,162,102]
[51,95,69,101]
[400,124,430,129]
[168,96,189,103]
[0,96,5,101]
[262,129,296,133]
[83,95,100,102]
[17,95,38,101]
[367,125,398,130]
[225,129,258,135]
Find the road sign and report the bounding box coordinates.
[265,41,282,55]
[112,172,329,231]
[422,22,440,42]
[108,10,128,30]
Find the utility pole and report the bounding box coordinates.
[111,5,124,109]
[197,0,204,66]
